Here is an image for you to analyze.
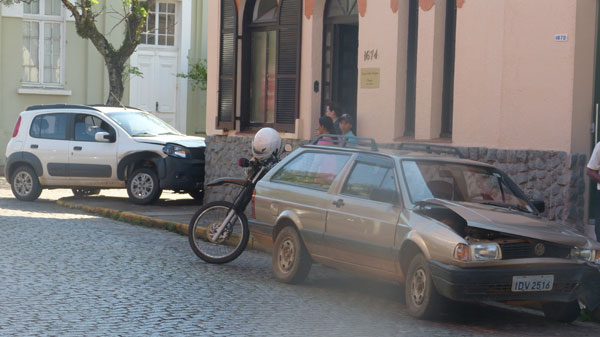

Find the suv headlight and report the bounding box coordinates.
[570,247,598,262]
[454,242,502,262]
[163,144,190,159]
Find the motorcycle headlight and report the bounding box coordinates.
[162,144,190,159]
[570,247,597,262]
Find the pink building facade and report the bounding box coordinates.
[204,0,599,234]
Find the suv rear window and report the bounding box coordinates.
[29,113,69,140]
[271,151,350,190]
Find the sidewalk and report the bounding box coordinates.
[56,188,199,236]
[0,178,272,253]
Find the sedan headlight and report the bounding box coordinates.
[163,144,190,159]
[454,242,502,262]
[570,247,597,262]
[471,243,502,261]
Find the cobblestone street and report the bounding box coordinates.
[1,181,599,336]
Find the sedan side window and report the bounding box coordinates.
[342,161,399,204]
[29,113,69,140]
[271,152,350,190]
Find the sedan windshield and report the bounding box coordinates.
[106,111,181,137]
[401,160,532,212]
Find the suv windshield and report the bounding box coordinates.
[106,111,181,137]
[401,160,532,212]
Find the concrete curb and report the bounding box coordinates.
[57,199,189,235]
[56,198,272,254]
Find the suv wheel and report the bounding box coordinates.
[272,226,312,284]
[11,165,42,201]
[405,253,443,319]
[127,168,162,205]
[72,188,101,197]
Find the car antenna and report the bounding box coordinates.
[109,92,127,109]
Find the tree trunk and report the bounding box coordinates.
[59,0,146,107]
[106,58,125,106]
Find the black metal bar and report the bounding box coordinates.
[397,142,464,158]
[26,104,100,112]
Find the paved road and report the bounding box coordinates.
[1,181,599,336]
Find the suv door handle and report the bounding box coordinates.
[332,199,345,208]
[30,144,38,149]
[73,146,82,151]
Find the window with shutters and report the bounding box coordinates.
[217,0,238,130]
[238,0,301,132]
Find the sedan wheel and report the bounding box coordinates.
[272,226,312,284]
[410,268,427,306]
[405,253,443,319]
[278,239,296,272]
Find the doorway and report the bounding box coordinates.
[322,0,358,134]
[130,1,180,127]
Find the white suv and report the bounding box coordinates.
[4,104,206,205]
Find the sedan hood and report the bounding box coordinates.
[133,135,205,148]
[423,199,590,247]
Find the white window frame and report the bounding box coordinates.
[140,0,179,50]
[21,0,67,89]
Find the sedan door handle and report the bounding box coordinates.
[332,199,345,208]
[73,146,82,151]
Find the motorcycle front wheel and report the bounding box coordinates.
[188,201,249,264]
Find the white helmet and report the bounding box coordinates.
[252,127,281,161]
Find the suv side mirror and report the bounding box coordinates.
[531,200,545,213]
[95,131,112,142]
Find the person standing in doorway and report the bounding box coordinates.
[338,113,357,146]
[326,104,343,135]
[587,141,600,242]
[339,114,355,137]
[316,116,337,145]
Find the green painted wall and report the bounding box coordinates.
[1,0,205,168]
[0,0,131,168]
[186,0,208,136]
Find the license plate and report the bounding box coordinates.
[511,275,554,292]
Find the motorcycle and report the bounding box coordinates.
[188,142,292,264]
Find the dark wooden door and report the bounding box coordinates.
[335,24,358,133]
[322,23,358,134]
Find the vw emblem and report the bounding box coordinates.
[534,243,546,257]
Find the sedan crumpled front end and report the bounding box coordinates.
[412,199,600,311]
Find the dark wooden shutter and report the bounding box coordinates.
[274,0,301,133]
[217,0,238,130]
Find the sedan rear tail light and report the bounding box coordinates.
[12,116,21,137]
